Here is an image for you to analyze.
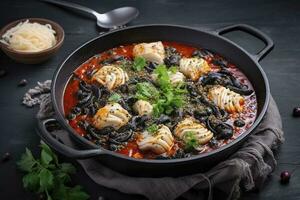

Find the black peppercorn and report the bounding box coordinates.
[18,79,28,87]
[280,171,291,184]
[2,152,11,162]
[234,119,245,127]
[293,107,300,117]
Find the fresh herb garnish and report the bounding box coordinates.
[183,131,199,152]
[135,82,160,102]
[152,65,187,117]
[17,143,89,200]
[134,65,186,117]
[132,56,147,71]
[108,93,122,102]
[146,124,159,134]
[168,66,178,74]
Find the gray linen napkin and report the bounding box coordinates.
[23,81,284,200]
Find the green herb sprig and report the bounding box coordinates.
[133,64,186,117]
[183,131,199,152]
[132,56,147,71]
[152,65,187,117]
[146,124,159,134]
[135,82,160,102]
[108,93,122,102]
[17,143,89,200]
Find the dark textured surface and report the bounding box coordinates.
[0,0,299,199]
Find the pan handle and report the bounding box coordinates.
[37,118,104,159]
[215,24,274,62]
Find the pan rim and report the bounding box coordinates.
[51,24,270,164]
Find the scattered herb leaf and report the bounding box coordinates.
[132,57,147,71]
[41,148,53,166]
[17,143,89,200]
[22,172,40,191]
[18,148,36,172]
[108,93,122,102]
[183,131,199,152]
[39,168,54,191]
[146,124,159,134]
[168,66,178,73]
[135,82,160,102]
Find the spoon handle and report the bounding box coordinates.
[42,0,100,17]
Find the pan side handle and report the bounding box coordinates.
[215,24,274,62]
[37,118,104,159]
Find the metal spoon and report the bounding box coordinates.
[42,0,139,29]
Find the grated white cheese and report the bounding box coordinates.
[0,20,57,52]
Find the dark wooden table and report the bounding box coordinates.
[0,0,299,199]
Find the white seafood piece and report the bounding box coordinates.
[174,117,213,145]
[133,41,165,64]
[179,57,210,81]
[208,86,245,113]
[133,100,153,116]
[137,125,174,154]
[92,103,131,130]
[151,71,185,86]
[169,71,185,85]
[92,65,128,91]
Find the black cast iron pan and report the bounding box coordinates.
[37,24,273,177]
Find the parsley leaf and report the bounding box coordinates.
[52,182,68,200]
[60,163,76,174]
[154,65,170,89]
[152,65,187,117]
[135,82,160,102]
[17,143,89,200]
[133,65,186,117]
[108,93,122,102]
[68,185,90,200]
[146,124,159,134]
[39,168,54,191]
[41,148,53,166]
[183,131,199,152]
[132,56,147,71]
[52,184,89,200]
[17,148,37,172]
[40,143,58,165]
[168,66,178,73]
[22,172,40,191]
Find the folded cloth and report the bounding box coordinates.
[23,81,284,200]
